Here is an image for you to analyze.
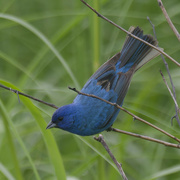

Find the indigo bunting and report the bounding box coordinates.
[46,27,161,136]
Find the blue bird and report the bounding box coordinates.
[46,27,161,136]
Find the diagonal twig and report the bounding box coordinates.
[80,0,180,67]
[110,128,180,149]
[94,134,128,179]
[157,0,180,41]
[0,84,58,109]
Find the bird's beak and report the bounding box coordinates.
[46,121,57,129]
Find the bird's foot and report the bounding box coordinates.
[106,126,113,132]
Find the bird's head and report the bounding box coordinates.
[46,104,77,131]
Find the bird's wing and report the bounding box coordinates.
[82,51,134,105]
[86,52,121,92]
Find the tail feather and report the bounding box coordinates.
[118,26,162,72]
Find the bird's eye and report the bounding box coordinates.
[58,117,63,121]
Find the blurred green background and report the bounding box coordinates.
[0,0,180,179]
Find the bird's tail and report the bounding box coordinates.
[118,26,162,72]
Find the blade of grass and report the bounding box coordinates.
[20,15,85,86]
[92,0,100,72]
[148,165,180,179]
[33,22,88,80]
[91,1,106,179]
[0,163,15,180]
[0,99,23,180]
[0,13,79,89]
[1,0,15,13]
[0,50,37,85]
[0,80,66,180]
[0,100,41,180]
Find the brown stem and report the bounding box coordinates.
[0,84,58,109]
[94,134,128,179]
[110,128,180,149]
[157,0,180,41]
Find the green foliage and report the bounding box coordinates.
[0,0,180,179]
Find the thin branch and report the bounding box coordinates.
[94,134,128,179]
[80,0,180,67]
[110,128,180,149]
[160,71,180,124]
[157,0,180,41]
[147,17,180,126]
[68,87,180,143]
[0,84,58,109]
